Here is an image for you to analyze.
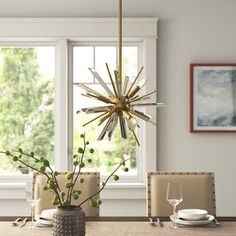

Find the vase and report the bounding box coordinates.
[53,206,86,236]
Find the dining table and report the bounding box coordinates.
[1,217,236,236]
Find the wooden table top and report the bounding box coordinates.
[1,221,236,236]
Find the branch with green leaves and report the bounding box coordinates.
[79,158,129,208]
[0,149,63,206]
[0,133,129,208]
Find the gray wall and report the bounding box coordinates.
[1,0,236,216]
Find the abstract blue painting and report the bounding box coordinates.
[190,64,236,132]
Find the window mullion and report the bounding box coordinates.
[55,38,70,172]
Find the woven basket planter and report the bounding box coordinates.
[53,206,86,236]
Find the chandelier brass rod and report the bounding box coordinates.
[98,112,113,126]
[79,105,112,114]
[122,75,129,95]
[98,109,115,126]
[119,114,127,139]
[106,63,118,97]
[89,68,115,97]
[126,66,144,97]
[149,120,157,126]
[119,0,122,87]
[108,114,118,141]
[82,111,109,127]
[97,114,115,140]
[132,130,140,146]
[114,70,121,96]
[129,90,156,103]
[75,83,102,96]
[126,110,140,128]
[129,110,152,122]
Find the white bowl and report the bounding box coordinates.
[178,209,208,220]
[41,209,56,220]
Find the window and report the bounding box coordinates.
[72,42,141,179]
[0,18,158,216]
[0,46,55,173]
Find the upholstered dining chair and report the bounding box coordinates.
[147,172,216,217]
[33,172,100,217]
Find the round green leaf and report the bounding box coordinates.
[73,193,79,200]
[5,150,11,156]
[43,186,49,191]
[60,191,65,198]
[73,161,79,166]
[66,172,73,180]
[79,162,85,168]
[90,199,98,208]
[52,199,59,205]
[66,182,73,188]
[97,199,102,205]
[113,175,119,181]
[62,200,70,206]
[78,148,84,154]
[43,159,50,167]
[40,166,46,172]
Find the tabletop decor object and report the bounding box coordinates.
[166,182,183,229]
[190,63,236,132]
[75,0,164,146]
[26,183,41,228]
[170,214,215,226]
[178,209,208,221]
[0,133,129,236]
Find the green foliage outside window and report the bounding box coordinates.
[0,48,54,173]
[74,108,137,174]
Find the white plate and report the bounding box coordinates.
[41,209,56,220]
[178,209,208,220]
[170,214,214,226]
[35,215,53,226]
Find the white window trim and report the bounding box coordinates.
[0,18,158,197]
[69,40,145,183]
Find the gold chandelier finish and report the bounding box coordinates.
[75,0,164,146]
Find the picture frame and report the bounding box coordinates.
[190,64,236,132]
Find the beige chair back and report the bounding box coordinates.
[33,172,100,217]
[147,172,216,217]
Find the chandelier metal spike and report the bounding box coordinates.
[75,0,165,146]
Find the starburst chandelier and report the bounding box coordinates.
[75,0,164,146]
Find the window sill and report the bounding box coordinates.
[0,174,146,200]
[101,183,146,200]
[0,174,32,181]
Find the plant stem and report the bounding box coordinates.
[0,151,63,206]
[78,159,128,207]
[67,133,86,204]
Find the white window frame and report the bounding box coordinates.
[0,18,158,215]
[69,40,145,183]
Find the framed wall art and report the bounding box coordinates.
[190,64,236,132]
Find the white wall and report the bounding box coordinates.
[0,0,236,216]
